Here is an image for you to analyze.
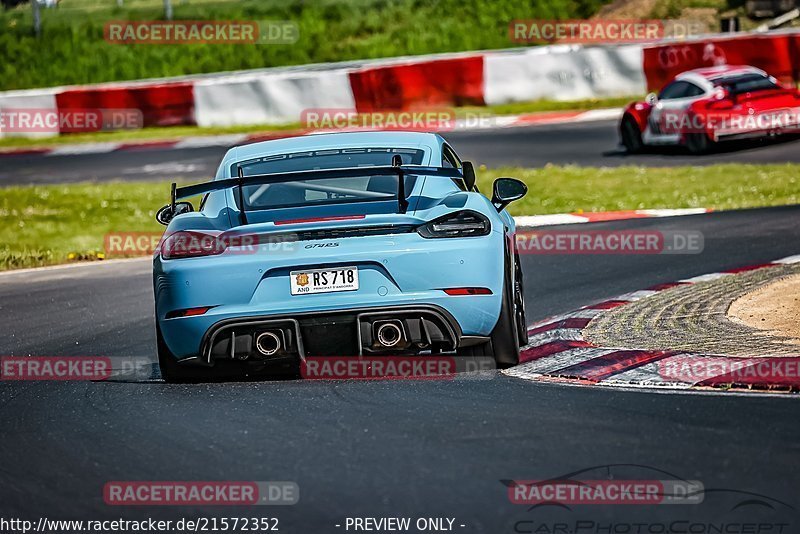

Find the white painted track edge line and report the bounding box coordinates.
[0,257,150,277]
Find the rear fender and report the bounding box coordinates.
[622,103,650,133]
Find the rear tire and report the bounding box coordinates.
[514,253,529,348]
[156,323,215,383]
[490,261,522,368]
[620,116,643,154]
[459,253,521,368]
[686,132,714,154]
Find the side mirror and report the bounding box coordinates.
[491,177,527,211]
[645,92,658,106]
[156,201,194,226]
[462,161,476,191]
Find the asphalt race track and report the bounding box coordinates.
[4,119,800,185]
[2,206,800,530]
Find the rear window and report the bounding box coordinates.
[713,73,780,95]
[231,148,425,211]
[658,81,704,100]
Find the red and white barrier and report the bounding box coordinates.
[4,29,800,138]
[0,88,60,139]
[194,69,355,127]
[643,32,797,90]
[0,107,628,157]
[349,55,485,112]
[56,81,195,128]
[484,44,646,105]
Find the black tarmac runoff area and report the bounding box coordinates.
[4,119,800,185]
[1,205,799,530]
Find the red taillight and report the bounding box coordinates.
[443,287,493,295]
[417,210,491,238]
[165,306,214,319]
[160,231,225,260]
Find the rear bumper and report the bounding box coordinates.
[187,304,488,365]
[714,128,798,142]
[154,230,506,360]
[641,130,681,146]
[160,298,497,363]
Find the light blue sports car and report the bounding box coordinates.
[153,131,528,381]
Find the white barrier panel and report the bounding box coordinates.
[194,70,356,127]
[483,44,646,105]
[0,89,59,139]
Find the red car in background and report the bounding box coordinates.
[620,65,800,154]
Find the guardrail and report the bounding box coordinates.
[2,29,799,138]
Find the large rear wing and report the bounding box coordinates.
[171,163,465,224]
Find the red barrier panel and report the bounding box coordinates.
[643,34,794,91]
[349,56,484,112]
[55,82,195,131]
[789,34,800,83]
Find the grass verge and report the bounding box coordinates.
[1,163,797,271]
[0,97,636,150]
[477,163,799,215]
[2,0,608,91]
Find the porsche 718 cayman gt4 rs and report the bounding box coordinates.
[153,131,528,382]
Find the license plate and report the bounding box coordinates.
[290,267,359,295]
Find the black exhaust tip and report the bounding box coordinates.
[255,331,282,357]
[374,321,404,348]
